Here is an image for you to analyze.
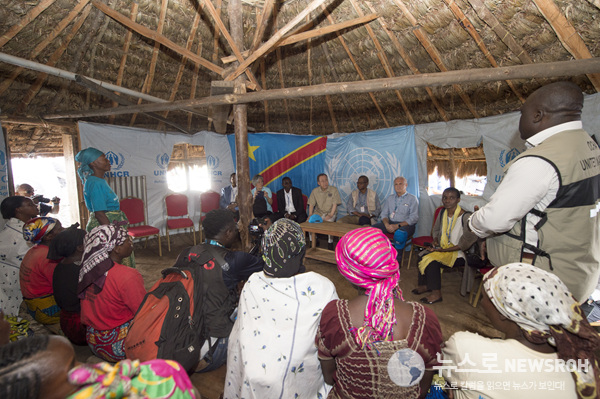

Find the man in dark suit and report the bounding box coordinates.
[276,177,307,223]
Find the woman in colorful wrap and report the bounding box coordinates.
[79,224,146,362]
[75,147,134,267]
[49,226,88,345]
[224,218,338,399]
[316,227,443,398]
[443,263,600,399]
[413,187,478,304]
[20,216,64,324]
[0,334,199,399]
[0,196,39,316]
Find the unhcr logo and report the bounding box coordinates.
[105,151,125,170]
[0,149,6,173]
[499,148,520,168]
[207,155,219,169]
[156,153,170,170]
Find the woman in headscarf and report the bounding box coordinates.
[0,196,39,316]
[0,335,199,399]
[316,227,443,399]
[49,226,87,345]
[79,224,146,362]
[74,147,134,267]
[443,263,600,399]
[224,218,338,399]
[20,216,64,324]
[413,187,478,304]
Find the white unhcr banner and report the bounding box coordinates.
[0,122,8,230]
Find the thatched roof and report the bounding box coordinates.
[1,0,599,153]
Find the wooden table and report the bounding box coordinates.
[299,221,360,264]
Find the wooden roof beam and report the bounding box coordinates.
[110,2,138,123]
[320,5,389,128]
[367,2,449,122]
[532,0,600,90]
[250,0,276,52]
[350,0,414,125]
[224,0,328,82]
[0,0,56,48]
[587,0,600,10]
[393,0,480,119]
[442,0,525,103]
[75,76,190,134]
[467,0,533,65]
[321,69,339,132]
[0,1,91,97]
[200,0,260,90]
[130,0,169,127]
[91,0,224,75]
[16,7,91,114]
[42,57,600,119]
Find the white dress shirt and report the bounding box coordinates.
[284,190,296,213]
[469,121,582,248]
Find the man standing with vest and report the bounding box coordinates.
[469,81,600,302]
[337,175,381,226]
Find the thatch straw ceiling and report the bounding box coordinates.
[1,0,599,147]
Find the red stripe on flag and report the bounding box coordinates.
[260,136,327,186]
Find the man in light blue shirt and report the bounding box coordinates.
[373,176,418,237]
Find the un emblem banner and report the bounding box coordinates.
[326,126,419,217]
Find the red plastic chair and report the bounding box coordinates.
[199,191,221,242]
[120,197,162,257]
[271,196,279,213]
[302,194,308,212]
[165,193,196,251]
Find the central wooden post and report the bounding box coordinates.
[228,0,251,249]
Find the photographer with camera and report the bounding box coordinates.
[16,184,60,217]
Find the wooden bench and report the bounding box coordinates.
[299,221,360,264]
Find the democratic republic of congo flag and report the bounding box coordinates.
[227,133,327,196]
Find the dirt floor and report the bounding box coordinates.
[64,233,501,399]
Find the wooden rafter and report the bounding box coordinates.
[532,0,600,90]
[16,7,91,114]
[250,0,276,51]
[367,2,448,122]
[24,127,47,154]
[321,5,389,128]
[0,0,56,48]
[188,40,203,130]
[467,0,533,65]
[307,15,313,134]
[221,13,379,64]
[349,0,414,125]
[276,46,293,132]
[211,0,222,64]
[260,59,269,131]
[91,1,224,75]
[42,58,600,119]
[587,0,600,10]
[320,42,358,131]
[130,0,168,126]
[159,5,203,128]
[75,76,190,134]
[393,0,479,118]
[110,2,138,123]
[224,0,328,82]
[200,0,261,90]
[321,69,338,132]
[0,1,90,97]
[442,0,525,103]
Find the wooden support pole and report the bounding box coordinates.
[62,132,81,225]
[42,57,600,119]
[229,0,251,249]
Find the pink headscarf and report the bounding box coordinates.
[336,227,402,348]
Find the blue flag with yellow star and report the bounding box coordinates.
[227,133,327,196]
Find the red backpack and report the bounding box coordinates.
[124,245,224,373]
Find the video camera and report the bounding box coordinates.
[32,194,51,204]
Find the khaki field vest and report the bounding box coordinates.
[351,189,377,214]
[487,129,600,301]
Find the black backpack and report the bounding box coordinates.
[124,245,225,373]
[253,192,269,217]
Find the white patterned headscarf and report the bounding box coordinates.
[484,263,600,399]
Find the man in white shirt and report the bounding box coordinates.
[275,177,307,223]
[469,81,600,302]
